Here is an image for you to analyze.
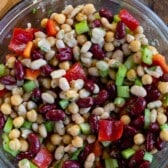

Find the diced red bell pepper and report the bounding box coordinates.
[119,9,139,31]
[32,147,53,168]
[8,28,34,55]
[92,141,103,157]
[46,19,57,36]
[98,119,124,141]
[64,62,86,82]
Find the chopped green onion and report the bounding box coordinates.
[23,80,36,92]
[71,146,85,160]
[121,148,135,159]
[54,160,63,168]
[117,86,130,98]
[79,123,91,135]
[23,121,32,129]
[115,64,127,86]
[2,133,19,156]
[3,117,13,133]
[0,64,6,77]
[94,12,100,19]
[59,99,69,109]
[135,78,142,86]
[75,20,89,34]
[105,158,119,168]
[144,108,151,129]
[124,56,135,69]
[160,123,168,130]
[114,15,121,22]
[142,47,153,65]
[114,97,125,107]
[44,121,54,132]
[101,141,112,147]
[143,152,153,163]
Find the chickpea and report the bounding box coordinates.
[127,69,137,81]
[120,115,131,125]
[142,74,153,85]
[104,43,114,52]
[105,31,114,42]
[77,35,87,45]
[76,13,87,21]
[46,142,55,152]
[158,82,168,94]
[20,139,29,152]
[67,125,80,136]
[50,134,62,145]
[11,94,23,106]
[68,102,79,114]
[26,110,37,122]
[72,136,84,148]
[59,61,70,71]
[1,103,12,115]
[40,18,48,28]
[9,138,21,151]
[6,55,16,68]
[63,134,72,144]
[82,4,96,15]
[61,24,72,33]
[9,129,21,139]
[134,133,145,145]
[157,113,167,125]
[13,116,24,128]
[160,129,168,141]
[54,13,66,24]
[129,40,141,52]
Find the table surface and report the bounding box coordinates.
[141,0,168,25]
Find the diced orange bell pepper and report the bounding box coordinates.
[23,41,33,58]
[152,54,168,73]
[46,19,57,36]
[25,68,41,80]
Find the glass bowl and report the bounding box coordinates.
[0,0,168,167]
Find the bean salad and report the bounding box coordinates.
[1,3,168,168]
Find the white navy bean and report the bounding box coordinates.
[130,85,147,97]
[50,69,66,79]
[30,59,47,70]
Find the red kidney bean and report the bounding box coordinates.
[0,112,5,129]
[32,49,44,60]
[131,116,144,129]
[90,44,105,60]
[149,123,160,133]
[56,47,72,62]
[106,81,116,100]
[31,88,42,103]
[62,160,80,168]
[160,73,168,82]
[94,89,109,105]
[16,151,34,160]
[125,97,146,116]
[99,8,113,23]
[77,97,94,108]
[79,144,93,163]
[145,132,155,151]
[84,79,95,93]
[0,75,16,85]
[139,161,150,168]
[39,104,57,114]
[128,150,145,167]
[156,137,165,150]
[91,19,102,28]
[118,159,127,168]
[115,21,126,40]
[41,64,55,76]
[28,133,40,154]
[121,137,133,149]
[45,109,66,121]
[124,125,137,136]
[15,60,25,81]
[89,114,99,134]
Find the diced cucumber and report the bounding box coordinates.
[2,133,19,156]
[142,47,153,65]
[22,120,32,129]
[0,64,6,77]
[115,65,127,86]
[18,159,38,168]
[135,78,142,86]
[144,108,151,129]
[23,80,36,92]
[105,158,119,168]
[114,15,121,22]
[75,20,89,34]
[101,141,112,147]
[117,86,130,98]
[44,121,54,132]
[114,97,125,107]
[79,123,91,135]
[59,99,69,109]
[99,69,109,77]
[143,152,153,163]
[3,117,13,133]
[121,148,135,159]
[124,56,135,69]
